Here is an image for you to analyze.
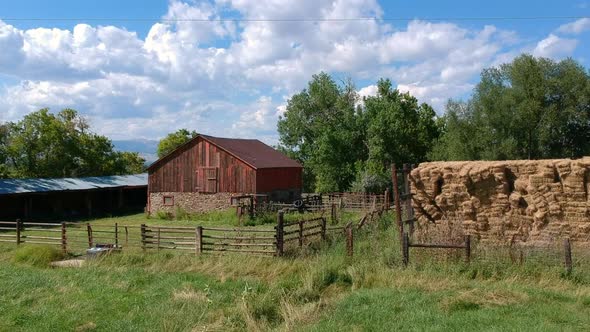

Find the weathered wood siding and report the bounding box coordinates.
[256,168,302,193]
[149,137,256,193]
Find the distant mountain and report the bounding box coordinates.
[113,139,159,164]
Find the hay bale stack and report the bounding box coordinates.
[410,158,590,246]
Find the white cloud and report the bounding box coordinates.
[533,34,578,58]
[557,18,590,34]
[358,85,378,98]
[0,1,583,143]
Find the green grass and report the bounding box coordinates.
[0,211,589,331]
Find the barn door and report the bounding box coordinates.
[197,167,218,193]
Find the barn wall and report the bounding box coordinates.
[149,192,241,215]
[148,138,257,194]
[256,168,303,202]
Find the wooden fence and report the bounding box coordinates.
[0,213,348,257]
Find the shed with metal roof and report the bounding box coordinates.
[0,174,147,220]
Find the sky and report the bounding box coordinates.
[0,0,589,145]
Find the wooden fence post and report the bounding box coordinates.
[61,222,67,254]
[249,196,255,219]
[124,226,129,247]
[87,223,93,248]
[564,238,573,274]
[140,224,146,251]
[195,226,203,255]
[298,220,303,247]
[156,227,161,251]
[464,235,471,263]
[331,203,337,225]
[114,223,119,248]
[346,224,354,257]
[321,217,327,241]
[16,219,22,245]
[402,232,410,267]
[276,211,284,257]
[384,189,389,210]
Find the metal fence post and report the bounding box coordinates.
[276,211,284,257]
[402,232,410,267]
[392,164,403,228]
[564,238,573,274]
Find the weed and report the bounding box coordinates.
[155,210,173,220]
[13,245,65,267]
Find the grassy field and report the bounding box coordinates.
[1,211,589,331]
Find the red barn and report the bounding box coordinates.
[147,134,302,215]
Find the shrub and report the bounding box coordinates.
[13,245,65,267]
[156,210,173,220]
[175,206,190,220]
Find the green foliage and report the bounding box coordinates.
[156,210,173,220]
[157,129,198,158]
[432,54,590,160]
[0,108,145,178]
[350,164,390,193]
[363,79,440,170]
[13,245,65,267]
[278,74,439,192]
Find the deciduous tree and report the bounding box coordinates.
[432,55,590,160]
[1,109,145,178]
[157,129,198,158]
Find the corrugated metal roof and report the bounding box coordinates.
[148,134,302,170]
[0,173,147,195]
[200,135,302,169]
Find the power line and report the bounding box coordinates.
[0,16,588,23]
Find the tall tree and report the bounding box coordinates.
[2,108,145,178]
[432,55,590,160]
[278,73,363,192]
[363,79,440,170]
[278,74,439,193]
[157,129,198,158]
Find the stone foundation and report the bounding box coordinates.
[410,158,590,246]
[149,192,240,216]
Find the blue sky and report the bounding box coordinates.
[0,0,589,145]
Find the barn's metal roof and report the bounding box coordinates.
[0,174,147,195]
[200,135,302,169]
[148,134,302,171]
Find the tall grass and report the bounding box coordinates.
[1,211,589,331]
